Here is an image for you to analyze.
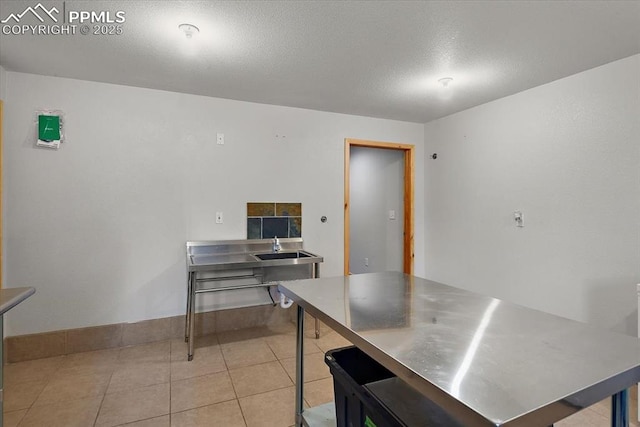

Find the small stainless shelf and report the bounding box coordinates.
[195,274,261,283]
[301,402,336,427]
[205,299,275,312]
[195,283,271,293]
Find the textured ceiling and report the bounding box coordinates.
[1,0,639,123]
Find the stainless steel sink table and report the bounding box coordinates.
[278,272,640,427]
[186,238,323,360]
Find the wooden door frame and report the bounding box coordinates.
[344,138,414,276]
[1,100,3,288]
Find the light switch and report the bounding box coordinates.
[216,212,223,224]
[217,133,224,145]
[514,211,523,227]
[389,210,396,220]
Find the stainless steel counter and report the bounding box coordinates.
[278,272,640,426]
[0,287,35,315]
[187,239,323,272]
[189,252,323,272]
[1,286,35,426]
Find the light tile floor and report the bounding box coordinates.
[2,323,639,427]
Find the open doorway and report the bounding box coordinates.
[344,138,414,276]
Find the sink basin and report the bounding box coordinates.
[254,251,312,260]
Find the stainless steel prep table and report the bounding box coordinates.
[277,272,640,427]
[186,239,323,360]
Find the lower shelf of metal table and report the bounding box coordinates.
[301,403,335,427]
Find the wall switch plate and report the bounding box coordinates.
[514,211,523,227]
[389,210,396,220]
[364,257,369,267]
[217,133,224,145]
[216,212,223,224]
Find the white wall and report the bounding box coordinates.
[349,146,404,274]
[3,72,425,336]
[424,54,640,335]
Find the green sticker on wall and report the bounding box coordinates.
[364,415,377,427]
[38,115,60,141]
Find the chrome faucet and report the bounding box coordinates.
[272,236,282,252]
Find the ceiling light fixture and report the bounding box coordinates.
[438,77,453,88]
[178,23,200,39]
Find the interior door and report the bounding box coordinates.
[349,146,404,274]
[344,139,414,276]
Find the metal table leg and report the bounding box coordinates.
[313,263,320,339]
[296,304,305,427]
[185,272,193,343]
[187,271,196,361]
[612,389,629,427]
[1,315,4,427]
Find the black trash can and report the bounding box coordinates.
[325,346,464,427]
[325,346,401,427]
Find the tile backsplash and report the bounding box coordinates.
[247,202,302,239]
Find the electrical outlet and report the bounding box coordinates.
[216,212,223,224]
[217,133,224,145]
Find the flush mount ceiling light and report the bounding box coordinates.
[438,77,454,88]
[178,23,200,39]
